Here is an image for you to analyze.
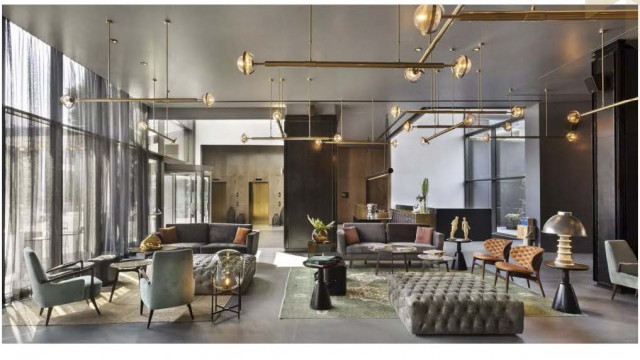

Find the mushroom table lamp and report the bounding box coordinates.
[542,211,587,266]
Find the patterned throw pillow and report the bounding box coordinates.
[343,227,360,246]
[415,226,434,245]
[233,227,251,245]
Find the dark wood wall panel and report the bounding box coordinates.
[284,115,337,251]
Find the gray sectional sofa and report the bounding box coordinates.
[157,223,260,255]
[337,223,444,264]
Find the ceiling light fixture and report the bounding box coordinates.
[403,68,424,82]
[482,133,490,142]
[451,55,472,79]
[403,120,413,132]
[441,9,637,21]
[390,104,401,118]
[463,113,476,126]
[566,131,578,142]
[391,139,398,148]
[503,121,513,132]
[414,5,445,35]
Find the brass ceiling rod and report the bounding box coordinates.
[255,60,452,69]
[419,5,464,63]
[441,10,637,21]
[420,120,467,144]
[416,124,492,129]
[403,109,512,115]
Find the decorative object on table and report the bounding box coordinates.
[471,238,513,278]
[423,249,444,258]
[302,255,342,310]
[418,253,454,272]
[389,272,524,335]
[494,246,545,297]
[307,240,332,258]
[450,216,459,240]
[544,260,588,314]
[109,259,152,302]
[445,238,471,271]
[505,213,521,230]
[542,211,587,266]
[462,217,471,240]
[366,203,378,219]
[139,249,195,329]
[307,215,335,244]
[211,249,245,322]
[605,240,638,300]
[139,233,163,251]
[415,178,429,213]
[23,248,102,326]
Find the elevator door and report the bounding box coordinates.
[211,182,227,223]
[249,182,269,225]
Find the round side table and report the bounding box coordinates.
[544,260,589,314]
[303,257,342,310]
[108,259,152,303]
[445,238,471,271]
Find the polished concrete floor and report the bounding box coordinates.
[2,240,637,343]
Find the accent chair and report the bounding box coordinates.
[605,240,638,300]
[494,245,545,297]
[471,238,513,278]
[139,248,195,328]
[23,247,102,326]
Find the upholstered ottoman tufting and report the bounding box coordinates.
[388,272,524,335]
[193,253,256,295]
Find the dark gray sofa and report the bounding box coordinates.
[157,223,260,255]
[337,223,444,264]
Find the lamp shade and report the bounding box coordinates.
[542,211,587,237]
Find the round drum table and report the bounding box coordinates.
[544,260,589,314]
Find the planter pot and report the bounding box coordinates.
[312,229,328,244]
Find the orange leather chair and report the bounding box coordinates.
[494,246,545,297]
[471,238,513,278]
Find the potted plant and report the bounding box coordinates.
[307,215,335,244]
[415,178,429,214]
[505,213,520,230]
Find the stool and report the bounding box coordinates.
[88,255,120,286]
[324,260,347,296]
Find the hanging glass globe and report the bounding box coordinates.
[272,110,283,122]
[463,114,476,126]
[482,133,490,142]
[390,104,401,118]
[137,122,149,131]
[391,139,398,148]
[315,139,323,146]
[567,110,581,124]
[566,131,578,142]
[510,106,524,118]
[237,51,255,75]
[333,133,342,142]
[503,121,513,131]
[60,95,76,109]
[403,68,423,82]
[241,133,248,143]
[414,5,445,36]
[452,55,472,79]
[403,121,413,132]
[212,249,245,291]
[420,137,429,144]
[202,92,215,108]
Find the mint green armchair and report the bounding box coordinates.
[23,247,102,326]
[605,240,638,300]
[139,249,195,328]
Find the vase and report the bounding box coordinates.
[312,229,328,244]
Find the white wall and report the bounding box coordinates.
[390,114,465,209]
[194,119,283,164]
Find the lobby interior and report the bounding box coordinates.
[1,2,638,346]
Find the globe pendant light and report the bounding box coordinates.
[566,131,578,142]
[567,110,581,124]
[511,105,524,118]
[404,68,423,82]
[272,110,283,121]
[463,113,475,126]
[202,92,215,108]
[237,51,256,75]
[60,95,76,109]
[390,104,401,118]
[391,139,398,148]
[503,121,513,132]
[452,55,472,79]
[482,132,490,142]
[403,120,413,132]
[414,5,445,35]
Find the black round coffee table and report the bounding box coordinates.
[544,260,589,314]
[446,238,471,271]
[302,257,342,310]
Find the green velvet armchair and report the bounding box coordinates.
[23,247,102,326]
[139,248,195,328]
[605,240,638,300]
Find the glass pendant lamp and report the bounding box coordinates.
[414,5,445,35]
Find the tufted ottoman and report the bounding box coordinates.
[389,272,524,335]
[193,253,256,295]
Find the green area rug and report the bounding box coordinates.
[279,267,583,319]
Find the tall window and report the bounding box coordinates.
[465,118,526,236]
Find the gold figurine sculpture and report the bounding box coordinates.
[462,217,471,240]
[140,233,163,251]
[450,216,459,239]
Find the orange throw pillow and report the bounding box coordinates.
[415,226,434,245]
[234,227,251,245]
[158,226,177,244]
[343,227,360,246]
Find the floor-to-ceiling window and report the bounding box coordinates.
[3,19,150,302]
[465,117,526,236]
